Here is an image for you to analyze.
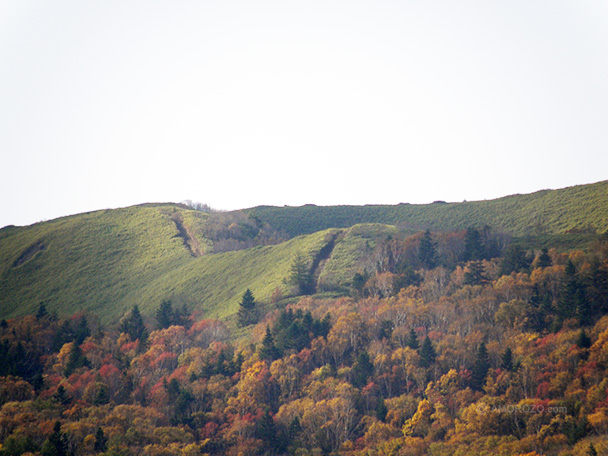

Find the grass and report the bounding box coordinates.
[318,224,398,291]
[246,180,608,237]
[0,205,338,324]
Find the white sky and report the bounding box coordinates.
[1,1,607,228]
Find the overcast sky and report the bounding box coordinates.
[1,1,607,228]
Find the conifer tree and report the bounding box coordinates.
[41,421,70,456]
[64,343,88,377]
[289,252,314,295]
[237,289,258,327]
[501,347,514,371]
[259,326,281,361]
[351,351,374,387]
[464,261,487,286]
[407,328,420,350]
[36,302,48,320]
[463,228,484,262]
[94,427,107,453]
[471,342,490,391]
[119,305,148,344]
[418,230,437,269]
[419,336,436,368]
[537,248,552,268]
[156,299,175,329]
[576,329,592,349]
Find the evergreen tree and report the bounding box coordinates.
[41,421,70,456]
[237,289,258,327]
[586,443,598,456]
[418,336,436,368]
[464,261,487,286]
[73,316,90,345]
[378,320,394,341]
[500,244,532,275]
[289,252,314,295]
[259,326,281,361]
[376,397,388,422]
[351,271,369,298]
[418,230,437,269]
[585,260,608,315]
[407,328,420,350]
[501,347,514,371]
[256,410,282,450]
[536,248,552,268]
[53,385,71,405]
[463,228,484,261]
[351,351,374,388]
[36,302,48,320]
[576,329,592,349]
[156,299,175,329]
[119,306,148,344]
[64,343,88,377]
[471,342,490,391]
[94,427,108,453]
[558,260,589,324]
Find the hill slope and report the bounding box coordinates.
[0,205,338,323]
[246,180,608,237]
[1,180,606,323]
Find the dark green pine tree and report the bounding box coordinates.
[376,397,388,422]
[64,343,88,377]
[407,328,420,350]
[36,302,49,320]
[585,259,608,317]
[471,342,490,391]
[351,272,369,298]
[576,329,592,349]
[418,336,436,368]
[463,228,484,262]
[586,443,598,456]
[41,421,70,456]
[156,299,175,329]
[536,248,552,268]
[351,351,374,388]
[119,305,148,344]
[500,244,532,276]
[256,409,283,450]
[418,230,437,269]
[53,385,71,405]
[464,261,487,286]
[289,252,314,295]
[558,260,589,324]
[501,347,514,371]
[73,316,90,345]
[259,326,281,361]
[237,289,258,327]
[94,427,107,453]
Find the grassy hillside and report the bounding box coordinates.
[246,180,608,237]
[0,204,338,324]
[2,180,606,324]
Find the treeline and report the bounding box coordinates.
[1,241,608,455]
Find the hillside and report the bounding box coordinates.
[246,180,608,237]
[1,180,607,324]
[0,205,340,323]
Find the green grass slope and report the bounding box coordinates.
[246,180,608,237]
[0,205,201,322]
[0,204,341,324]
